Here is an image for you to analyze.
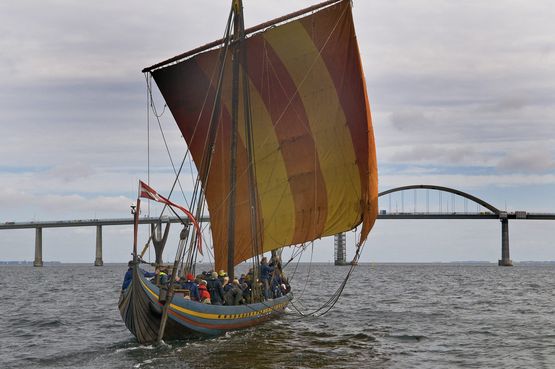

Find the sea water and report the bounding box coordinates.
[1,263,554,368]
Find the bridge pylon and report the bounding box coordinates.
[498,215,513,266]
[33,227,43,267]
[94,225,104,266]
[334,233,347,265]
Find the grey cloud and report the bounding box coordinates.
[496,148,555,174]
[390,145,474,165]
[47,162,95,183]
[475,96,530,113]
[390,109,434,132]
[360,0,555,164]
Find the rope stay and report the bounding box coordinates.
[290,237,366,318]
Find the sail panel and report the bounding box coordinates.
[263,17,362,235]
[152,0,377,270]
[193,50,262,266]
[244,35,329,244]
[298,0,379,239]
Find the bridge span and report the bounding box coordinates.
[0,216,208,267]
[2,185,554,266]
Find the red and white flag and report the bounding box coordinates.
[139,180,164,202]
[138,180,203,255]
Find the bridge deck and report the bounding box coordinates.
[0,216,209,230]
[1,213,554,230]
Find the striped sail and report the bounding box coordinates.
[151,0,378,270]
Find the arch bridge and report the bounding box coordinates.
[376,184,555,266]
[334,184,555,266]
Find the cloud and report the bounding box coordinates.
[389,144,474,165]
[47,163,95,182]
[476,96,530,113]
[0,187,131,219]
[496,147,555,174]
[379,173,555,192]
[40,194,131,214]
[389,109,436,132]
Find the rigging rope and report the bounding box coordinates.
[140,5,238,279]
[146,71,151,263]
[287,237,367,318]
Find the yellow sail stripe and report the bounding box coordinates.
[195,52,298,250]
[263,21,362,234]
[234,67,297,250]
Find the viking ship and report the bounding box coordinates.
[119,0,378,343]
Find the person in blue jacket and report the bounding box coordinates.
[180,273,200,301]
[122,262,163,291]
[121,261,134,291]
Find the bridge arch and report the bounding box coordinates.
[377,184,500,215]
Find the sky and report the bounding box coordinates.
[1,0,554,264]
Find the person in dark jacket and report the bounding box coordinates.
[222,276,230,292]
[218,270,227,285]
[271,272,284,298]
[206,271,225,305]
[240,282,251,304]
[180,273,200,301]
[223,279,242,305]
[158,268,169,286]
[259,257,274,299]
[121,261,134,291]
[121,261,161,291]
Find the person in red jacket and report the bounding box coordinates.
[198,279,211,304]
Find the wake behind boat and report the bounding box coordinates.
[120,0,378,343]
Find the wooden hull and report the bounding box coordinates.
[119,267,292,343]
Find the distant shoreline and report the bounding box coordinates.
[0,261,63,265]
[2,260,555,266]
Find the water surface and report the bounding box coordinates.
[1,263,554,368]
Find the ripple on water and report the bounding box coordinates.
[386,334,428,342]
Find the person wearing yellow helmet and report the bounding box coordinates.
[217,270,227,285]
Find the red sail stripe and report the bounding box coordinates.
[153,52,265,270]
[190,52,265,269]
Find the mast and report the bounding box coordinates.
[227,0,261,279]
[226,0,245,280]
